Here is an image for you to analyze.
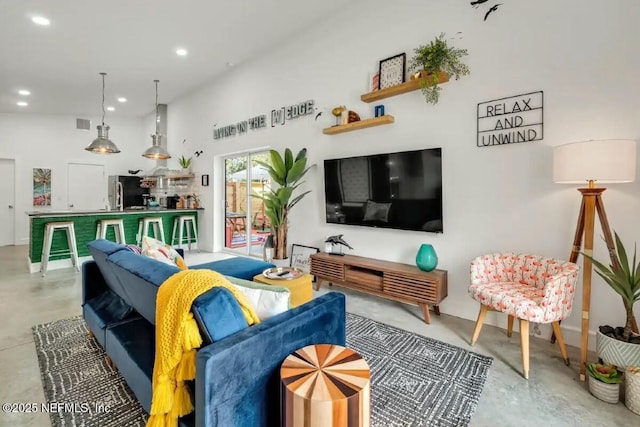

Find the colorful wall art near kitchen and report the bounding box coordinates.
[33,168,52,206]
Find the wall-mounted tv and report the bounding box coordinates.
[323,147,443,233]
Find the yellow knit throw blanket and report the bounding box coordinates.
[146,269,260,427]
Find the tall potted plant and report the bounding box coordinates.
[253,148,311,261]
[408,32,470,104]
[585,232,640,368]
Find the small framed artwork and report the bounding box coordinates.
[378,53,406,90]
[374,105,385,118]
[201,174,209,186]
[290,244,320,281]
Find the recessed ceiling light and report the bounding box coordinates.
[106,106,115,111]
[176,48,188,56]
[117,97,127,103]
[18,89,31,96]
[31,16,50,26]
[17,101,28,107]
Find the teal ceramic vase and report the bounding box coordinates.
[416,244,438,272]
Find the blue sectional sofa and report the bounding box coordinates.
[82,239,346,427]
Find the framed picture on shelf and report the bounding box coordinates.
[290,244,320,281]
[378,53,406,90]
[201,174,209,186]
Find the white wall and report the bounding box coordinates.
[0,113,146,243]
[172,0,640,348]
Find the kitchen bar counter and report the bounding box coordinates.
[26,208,201,273]
[26,207,203,217]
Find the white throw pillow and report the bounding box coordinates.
[229,280,290,320]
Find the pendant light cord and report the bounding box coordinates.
[100,72,107,126]
[154,80,160,134]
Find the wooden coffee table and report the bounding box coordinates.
[280,343,371,426]
[253,273,312,307]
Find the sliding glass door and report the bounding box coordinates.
[224,150,271,257]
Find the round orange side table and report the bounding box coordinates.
[280,343,371,427]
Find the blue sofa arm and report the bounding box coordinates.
[195,292,346,427]
[82,260,109,304]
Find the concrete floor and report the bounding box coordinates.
[0,245,636,426]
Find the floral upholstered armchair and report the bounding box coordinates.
[468,253,579,379]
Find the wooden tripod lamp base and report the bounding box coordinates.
[552,139,638,382]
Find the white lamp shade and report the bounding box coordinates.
[553,139,636,184]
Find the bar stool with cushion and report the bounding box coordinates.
[171,215,199,250]
[40,221,80,277]
[136,217,165,245]
[95,218,126,244]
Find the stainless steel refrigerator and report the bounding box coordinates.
[108,176,147,210]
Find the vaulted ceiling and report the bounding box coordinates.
[0,0,355,117]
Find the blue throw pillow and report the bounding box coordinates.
[191,287,249,344]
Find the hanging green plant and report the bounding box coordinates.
[409,33,470,104]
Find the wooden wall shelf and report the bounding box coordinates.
[322,115,394,135]
[360,72,449,103]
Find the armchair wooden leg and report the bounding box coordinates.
[507,315,514,338]
[88,329,95,340]
[519,319,530,379]
[471,304,489,345]
[551,322,571,366]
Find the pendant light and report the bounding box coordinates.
[142,79,171,160]
[85,72,120,154]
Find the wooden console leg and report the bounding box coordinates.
[433,305,440,315]
[314,279,322,291]
[418,303,431,324]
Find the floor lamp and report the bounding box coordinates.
[553,139,637,382]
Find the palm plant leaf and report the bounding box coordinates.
[286,158,308,184]
[288,190,312,210]
[294,148,307,162]
[284,149,293,171]
[269,150,286,180]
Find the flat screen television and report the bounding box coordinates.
[324,147,443,233]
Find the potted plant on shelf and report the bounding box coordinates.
[253,148,311,263]
[408,32,470,104]
[178,155,192,173]
[584,232,640,368]
[586,362,622,403]
[191,194,200,209]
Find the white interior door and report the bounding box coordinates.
[68,163,106,210]
[0,159,15,246]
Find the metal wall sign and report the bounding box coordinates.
[477,91,543,147]
[213,99,315,140]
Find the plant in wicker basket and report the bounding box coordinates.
[586,363,622,384]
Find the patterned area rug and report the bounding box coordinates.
[32,313,492,427]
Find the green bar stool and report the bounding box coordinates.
[40,221,80,277]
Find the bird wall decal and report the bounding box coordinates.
[484,3,502,20]
[470,0,490,7]
[471,1,504,21]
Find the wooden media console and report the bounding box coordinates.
[310,253,447,324]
